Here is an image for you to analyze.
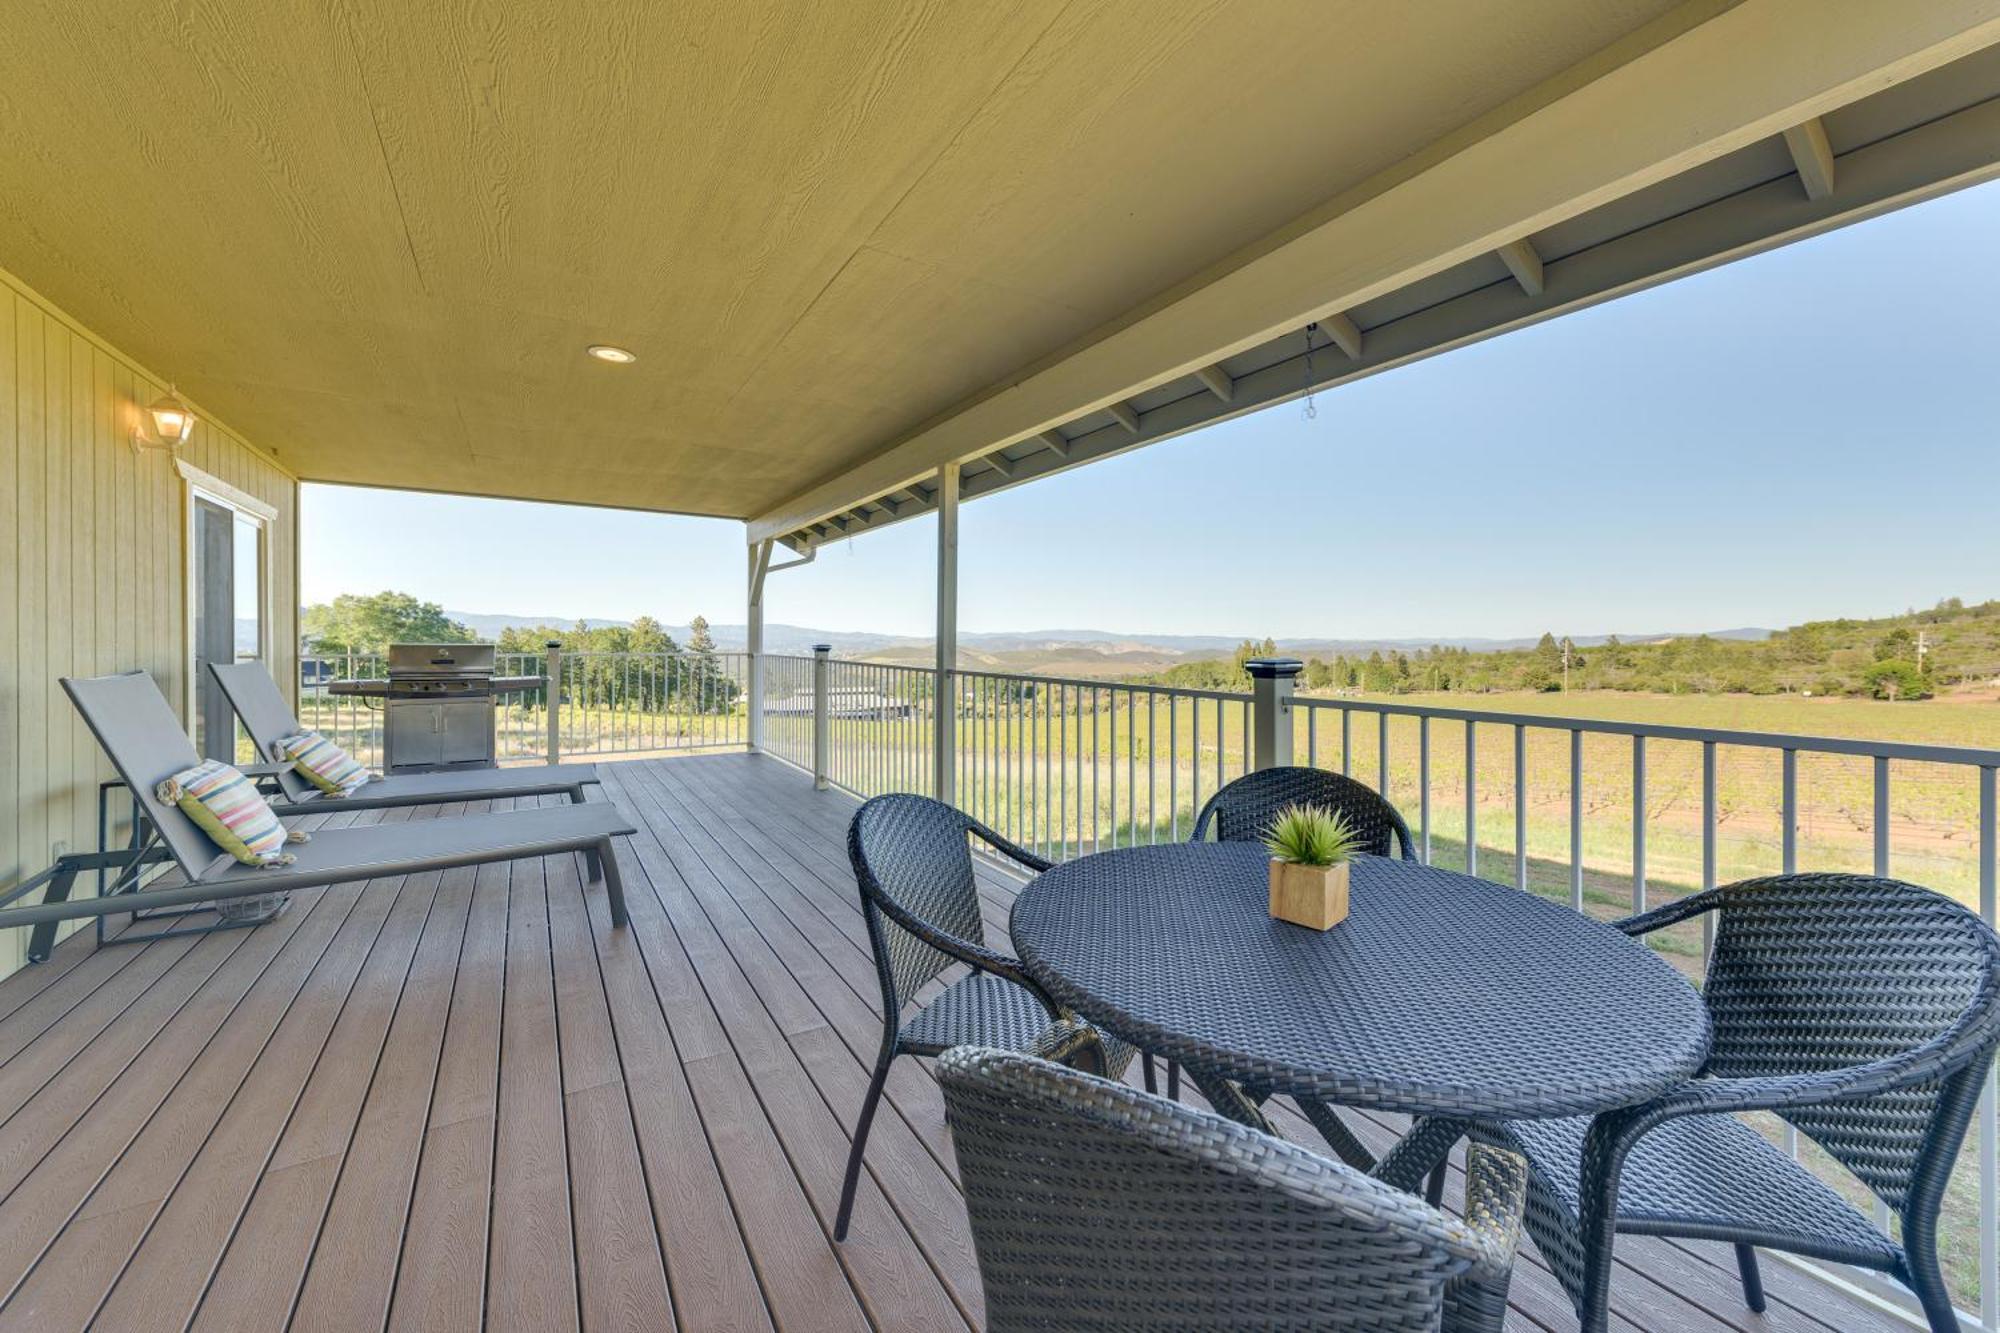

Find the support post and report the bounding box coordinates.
[544,641,563,766]
[1246,658,1302,771]
[812,644,832,790]
[747,539,773,751]
[934,463,960,805]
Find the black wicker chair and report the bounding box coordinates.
[1468,873,2000,1333]
[939,1045,1529,1331]
[1192,765,1416,858]
[837,793,1133,1242]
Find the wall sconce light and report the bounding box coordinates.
[133,385,197,455]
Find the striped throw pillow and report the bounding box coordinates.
[273,730,370,796]
[159,760,292,866]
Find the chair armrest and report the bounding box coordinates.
[864,884,1066,1020]
[1612,888,1720,938]
[241,761,294,798]
[1029,1018,1110,1076]
[1618,964,2000,1133]
[964,814,1053,874]
[1189,792,1221,842]
[1449,1145,1528,1281]
[1647,1027,1994,1120]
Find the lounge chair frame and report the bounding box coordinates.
[0,672,635,949]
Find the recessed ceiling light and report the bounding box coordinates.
[586,344,637,364]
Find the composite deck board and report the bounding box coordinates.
[488,847,582,1333]
[0,874,403,1330]
[0,751,1922,1332]
[0,883,360,1305]
[201,861,473,1330]
[606,767,963,1330]
[637,757,964,1175]
[610,762,984,1301]
[391,813,514,1332]
[620,761,962,1172]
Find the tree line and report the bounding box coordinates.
[1133,598,2000,701]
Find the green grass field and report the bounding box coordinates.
[1311,688,2000,910]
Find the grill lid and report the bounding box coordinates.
[386,643,497,678]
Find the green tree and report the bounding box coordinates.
[1863,658,1931,701]
[1874,627,1915,662]
[301,591,473,655]
[686,615,739,713]
[629,615,674,654]
[1230,637,1279,682]
[1521,632,1562,692]
[1779,623,1827,663]
[620,615,680,709]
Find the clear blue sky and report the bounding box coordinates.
[304,177,2000,641]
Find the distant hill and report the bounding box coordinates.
[695,624,1774,669]
[923,627,1772,654]
[1135,599,2000,700]
[448,610,633,638]
[440,615,1779,685]
[338,591,2000,700]
[676,623,910,656]
[444,611,1773,665]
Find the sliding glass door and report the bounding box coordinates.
[188,486,266,764]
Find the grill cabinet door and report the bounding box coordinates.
[385,702,444,771]
[436,699,493,767]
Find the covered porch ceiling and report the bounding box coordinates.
[3,2,1998,548]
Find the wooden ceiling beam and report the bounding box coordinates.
[1320,311,1364,359]
[1194,364,1234,402]
[1783,116,1836,200]
[1497,238,1545,295]
[1106,400,1141,434]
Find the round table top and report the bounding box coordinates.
[1010,842,1711,1120]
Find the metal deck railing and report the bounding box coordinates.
[759,651,1998,1332]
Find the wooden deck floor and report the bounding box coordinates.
[0,751,1913,1332]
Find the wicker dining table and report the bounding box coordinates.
[1009,841,1712,1190]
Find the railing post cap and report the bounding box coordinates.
[812,643,832,655]
[545,640,562,649]
[1244,657,1304,679]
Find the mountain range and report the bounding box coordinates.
[445,609,1771,676]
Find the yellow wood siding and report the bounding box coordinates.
[1,264,298,978]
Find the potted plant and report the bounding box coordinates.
[1263,802,1359,930]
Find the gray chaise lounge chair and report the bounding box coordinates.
[0,671,634,938]
[210,660,603,812]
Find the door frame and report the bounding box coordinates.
[177,460,277,742]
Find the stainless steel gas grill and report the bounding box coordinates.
[327,643,546,774]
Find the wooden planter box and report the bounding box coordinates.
[1268,859,1350,931]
